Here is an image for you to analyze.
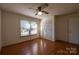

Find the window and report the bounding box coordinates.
[30,21,37,35]
[20,20,30,36]
[20,20,37,36]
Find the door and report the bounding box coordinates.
[55,16,68,42]
[69,15,79,44]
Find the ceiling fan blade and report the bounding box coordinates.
[29,8,35,10]
[42,11,49,14]
[35,12,38,15]
[41,3,48,10]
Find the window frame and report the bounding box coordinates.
[20,20,38,37]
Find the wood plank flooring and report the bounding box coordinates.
[0,38,79,55]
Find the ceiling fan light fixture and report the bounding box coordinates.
[37,11,42,15]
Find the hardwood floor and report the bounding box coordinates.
[0,38,79,55]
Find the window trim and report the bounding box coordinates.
[20,20,38,37]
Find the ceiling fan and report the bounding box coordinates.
[29,3,49,15]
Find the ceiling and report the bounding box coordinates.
[0,3,79,19]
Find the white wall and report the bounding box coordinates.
[2,11,40,47]
[0,9,1,51]
[41,16,55,41]
[52,16,55,41]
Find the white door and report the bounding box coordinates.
[55,16,68,42]
[69,15,79,44]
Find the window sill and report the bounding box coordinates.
[20,34,37,37]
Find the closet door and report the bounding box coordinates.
[69,15,79,44]
[55,16,68,42]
